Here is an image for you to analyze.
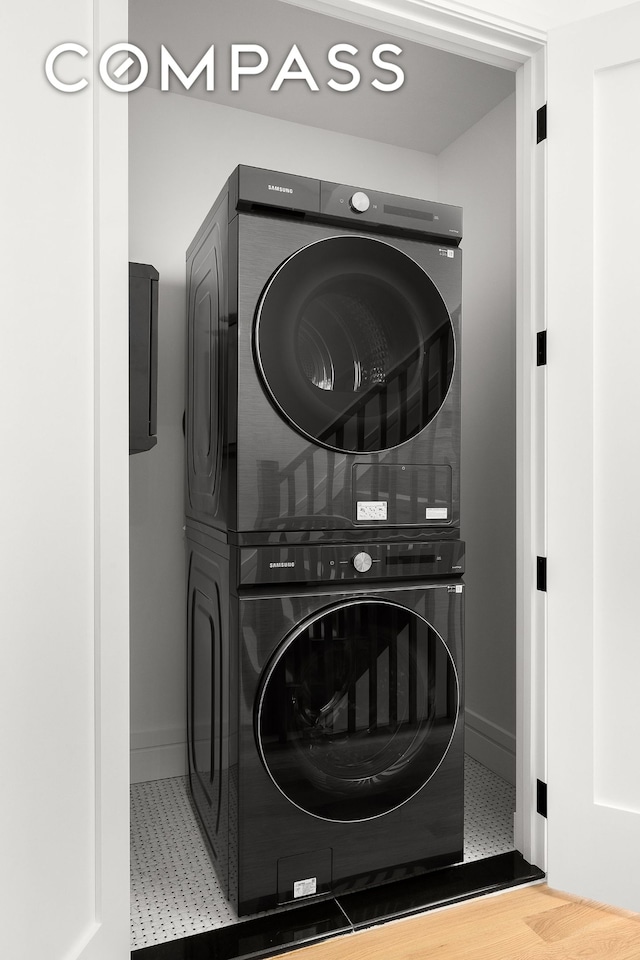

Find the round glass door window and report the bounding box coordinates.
[256,599,459,822]
[254,236,455,453]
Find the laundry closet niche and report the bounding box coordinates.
[128,0,519,946]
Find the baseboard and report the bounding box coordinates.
[130,728,187,783]
[465,709,516,785]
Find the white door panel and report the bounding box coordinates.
[547,1,640,910]
[2,2,130,958]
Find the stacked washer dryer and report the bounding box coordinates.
[185,165,465,916]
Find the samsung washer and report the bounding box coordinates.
[186,526,465,915]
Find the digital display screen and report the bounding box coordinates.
[384,204,434,222]
[386,554,438,566]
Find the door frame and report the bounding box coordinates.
[274,0,549,868]
[96,0,548,895]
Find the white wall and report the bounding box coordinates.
[438,93,517,782]
[128,87,439,781]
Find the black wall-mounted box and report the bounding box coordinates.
[129,262,159,454]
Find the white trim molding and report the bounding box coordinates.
[87,1,131,957]
[278,0,546,68]
[514,44,547,872]
[130,728,188,783]
[465,709,517,785]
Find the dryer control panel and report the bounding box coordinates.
[238,540,464,587]
[320,181,462,242]
[230,164,462,243]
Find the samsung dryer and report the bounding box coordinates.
[186,526,465,915]
[185,165,462,543]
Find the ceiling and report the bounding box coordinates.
[128,0,515,155]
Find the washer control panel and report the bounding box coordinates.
[239,540,465,586]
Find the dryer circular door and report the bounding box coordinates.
[254,236,455,453]
[256,598,460,822]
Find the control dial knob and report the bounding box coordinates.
[349,191,371,213]
[352,551,373,573]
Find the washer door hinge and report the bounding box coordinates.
[536,556,547,592]
[537,103,547,143]
[537,779,548,818]
[537,330,547,366]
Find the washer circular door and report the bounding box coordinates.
[256,599,459,822]
[254,236,455,453]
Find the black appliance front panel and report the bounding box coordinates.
[256,598,459,823]
[228,164,463,242]
[254,235,454,453]
[319,179,462,240]
[185,171,462,540]
[236,581,464,914]
[234,214,461,537]
[185,527,464,915]
[237,539,465,586]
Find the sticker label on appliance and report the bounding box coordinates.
[426,507,448,520]
[293,877,317,898]
[357,500,388,521]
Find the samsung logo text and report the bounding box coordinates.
[269,561,296,568]
[268,185,293,193]
[45,42,405,93]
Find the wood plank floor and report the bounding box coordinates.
[273,885,640,960]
